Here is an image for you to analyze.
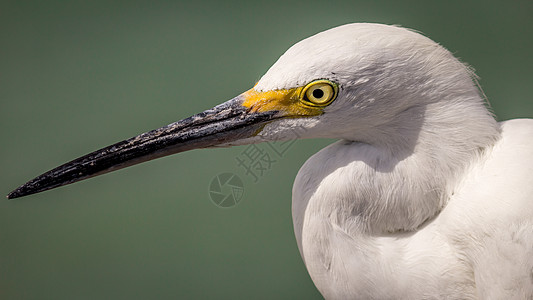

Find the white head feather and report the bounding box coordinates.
[256,23,498,151]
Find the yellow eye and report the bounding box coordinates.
[300,80,338,106]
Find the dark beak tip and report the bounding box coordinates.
[7,183,41,200]
[7,188,25,200]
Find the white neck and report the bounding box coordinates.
[291,93,500,297]
[295,91,500,231]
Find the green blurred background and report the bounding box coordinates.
[1,1,532,299]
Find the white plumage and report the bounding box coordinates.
[9,23,533,299]
[253,24,533,299]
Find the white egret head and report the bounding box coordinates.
[8,23,497,198]
[251,24,493,151]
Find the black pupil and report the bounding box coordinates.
[312,88,324,99]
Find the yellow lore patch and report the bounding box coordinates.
[242,80,338,117]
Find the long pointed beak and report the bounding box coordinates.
[7,95,278,199]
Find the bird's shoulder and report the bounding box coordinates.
[448,118,533,221]
[489,118,533,198]
[499,118,533,148]
[437,118,533,298]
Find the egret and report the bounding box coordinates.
[7,23,533,299]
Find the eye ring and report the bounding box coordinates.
[300,80,338,107]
